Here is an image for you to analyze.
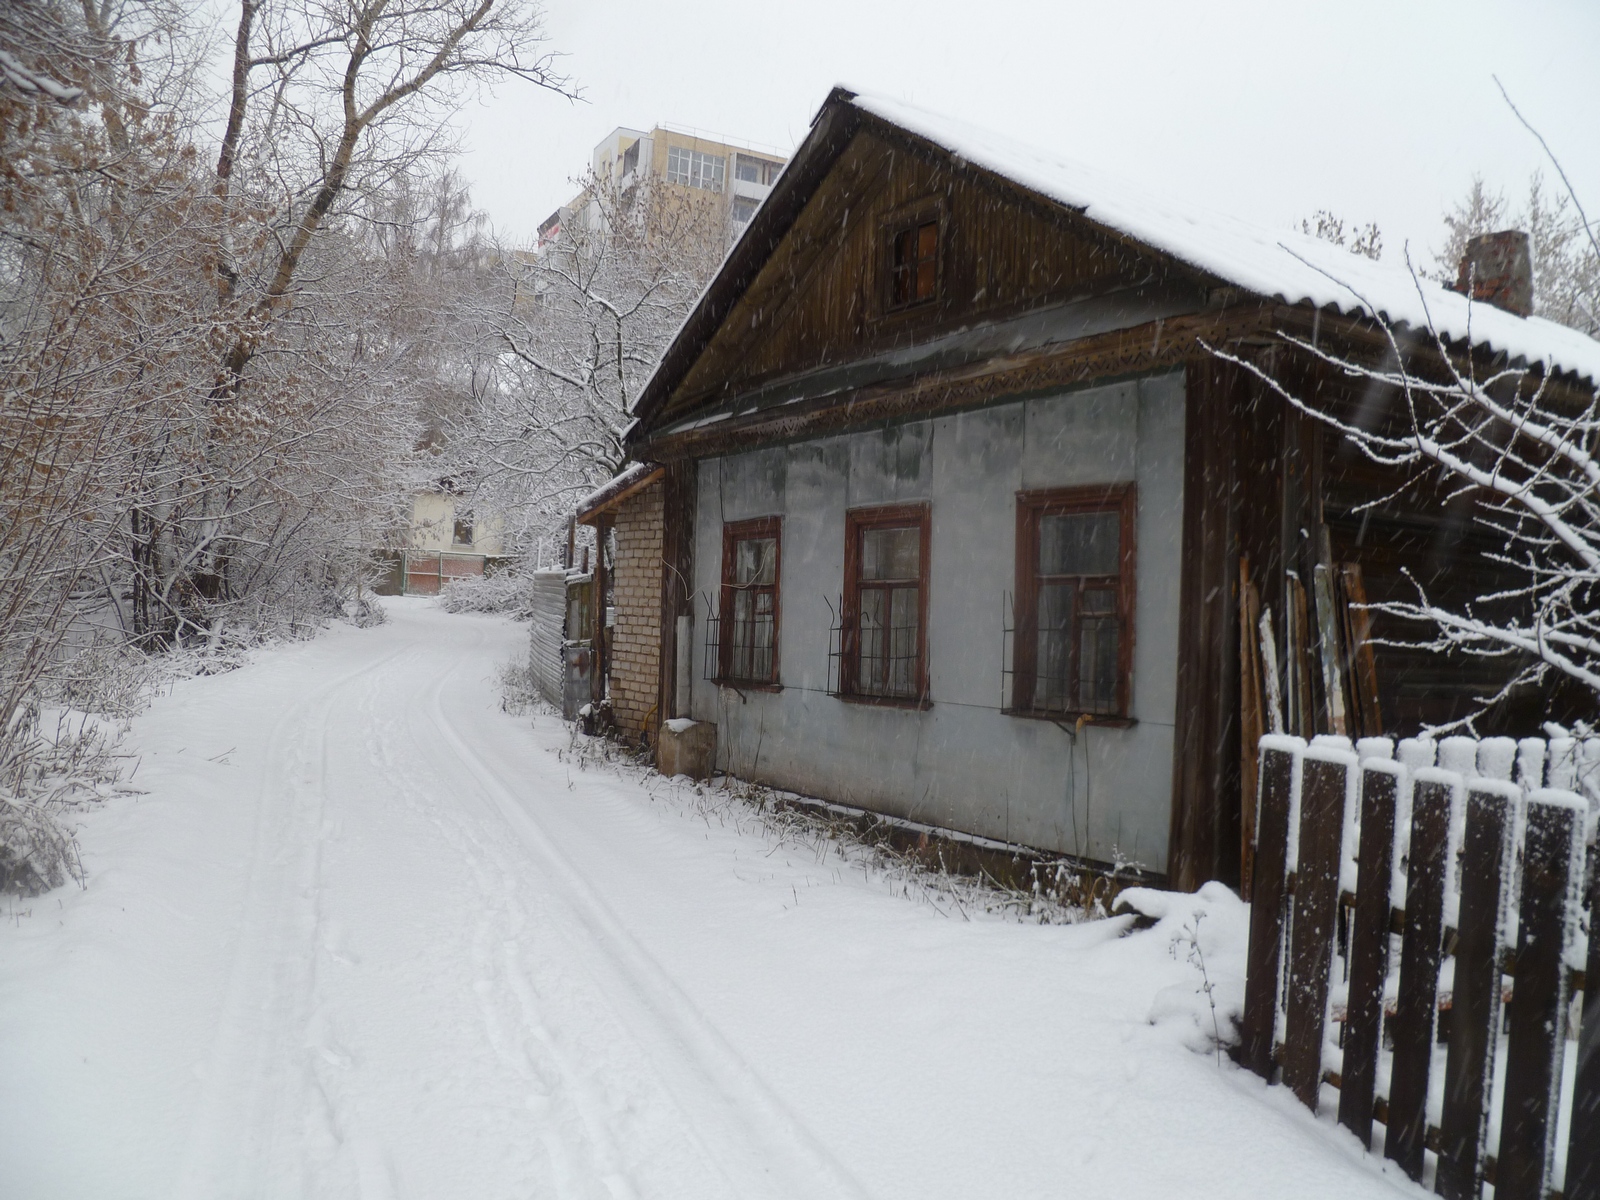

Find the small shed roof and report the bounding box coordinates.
[575,462,664,525]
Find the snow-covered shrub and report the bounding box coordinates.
[340,590,388,628]
[0,704,127,895]
[440,569,534,618]
[1117,883,1250,1058]
[496,657,549,716]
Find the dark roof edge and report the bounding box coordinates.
[627,88,864,433]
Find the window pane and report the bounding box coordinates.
[916,220,938,261]
[735,155,759,182]
[1082,587,1116,614]
[858,588,886,694]
[730,587,775,681]
[751,591,774,680]
[667,146,689,185]
[861,526,919,581]
[732,588,754,679]
[1080,616,1119,713]
[893,226,914,267]
[1034,582,1073,710]
[889,585,919,697]
[735,537,776,586]
[1039,510,1119,576]
[891,263,910,305]
[916,256,936,300]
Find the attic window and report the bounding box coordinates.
[888,217,939,309]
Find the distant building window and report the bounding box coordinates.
[667,146,725,193]
[734,154,780,184]
[732,196,759,224]
[888,217,939,309]
[1012,486,1136,719]
[453,513,474,547]
[620,139,640,176]
[842,504,929,703]
[719,518,780,685]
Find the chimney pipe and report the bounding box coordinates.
[1453,230,1533,317]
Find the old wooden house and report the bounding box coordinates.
[580,87,1600,890]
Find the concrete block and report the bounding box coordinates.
[657,718,716,781]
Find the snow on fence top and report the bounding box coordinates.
[846,90,1600,387]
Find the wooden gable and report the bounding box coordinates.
[658,126,1179,426]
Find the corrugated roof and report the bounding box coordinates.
[848,89,1600,385]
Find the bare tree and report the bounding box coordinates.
[0,0,573,888]
[1216,146,1600,727]
[109,0,573,642]
[446,171,727,559]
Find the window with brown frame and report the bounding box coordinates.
[887,217,939,309]
[719,517,781,685]
[841,504,930,703]
[1012,486,1136,719]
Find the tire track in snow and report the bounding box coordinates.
[415,646,876,1200]
[170,637,423,1200]
[371,623,632,1198]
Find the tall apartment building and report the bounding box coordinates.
[537,124,788,249]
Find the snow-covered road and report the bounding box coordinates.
[1,601,1423,1199]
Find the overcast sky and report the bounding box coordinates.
[456,0,1599,271]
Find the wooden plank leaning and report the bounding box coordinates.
[1338,759,1400,1149]
[1568,865,1600,1200]
[1436,782,1518,1200]
[1238,558,1265,904]
[1497,791,1585,1200]
[1283,747,1354,1110]
[1240,736,1302,1080]
[1386,771,1455,1182]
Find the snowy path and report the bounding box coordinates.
[1,601,1423,1199]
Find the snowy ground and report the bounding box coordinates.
[0,600,1427,1199]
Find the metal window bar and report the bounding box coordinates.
[701,593,778,685]
[828,593,921,700]
[701,594,722,683]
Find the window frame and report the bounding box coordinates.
[718,516,782,689]
[667,145,725,193]
[839,502,932,708]
[1010,484,1137,723]
[878,199,945,316]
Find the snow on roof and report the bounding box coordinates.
[848,90,1600,386]
[575,462,664,522]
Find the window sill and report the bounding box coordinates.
[1002,709,1137,729]
[713,680,783,694]
[833,692,933,711]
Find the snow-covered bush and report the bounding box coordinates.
[0,704,127,895]
[439,569,534,617]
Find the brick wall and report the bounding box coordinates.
[608,479,664,739]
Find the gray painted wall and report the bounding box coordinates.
[689,370,1186,873]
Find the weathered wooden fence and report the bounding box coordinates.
[1242,733,1600,1199]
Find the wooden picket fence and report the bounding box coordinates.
[1241,733,1600,1199]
